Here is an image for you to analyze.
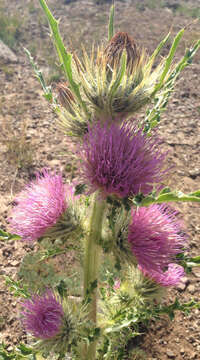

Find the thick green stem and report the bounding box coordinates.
[83,193,106,359]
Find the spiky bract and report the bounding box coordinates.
[69,35,172,123]
[115,266,165,305]
[57,31,189,136]
[9,170,68,241]
[81,121,167,198]
[128,205,186,286]
[56,37,167,136]
[21,291,64,339]
[76,44,149,120]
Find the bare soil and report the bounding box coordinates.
[0,1,200,359]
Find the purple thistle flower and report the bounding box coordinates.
[81,121,167,198]
[140,263,185,287]
[9,170,67,242]
[21,291,64,339]
[128,205,186,286]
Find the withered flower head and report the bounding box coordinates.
[104,31,140,71]
[56,82,74,111]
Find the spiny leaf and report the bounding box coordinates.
[24,48,53,103]
[177,253,200,272]
[39,247,66,261]
[132,187,200,206]
[0,229,21,241]
[105,319,139,334]
[153,28,185,94]
[4,276,30,298]
[16,344,34,356]
[0,342,35,360]
[109,50,127,98]
[145,38,200,132]
[155,298,200,320]
[38,0,88,114]
[146,32,170,69]
[108,4,115,41]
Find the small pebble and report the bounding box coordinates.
[188,284,196,294]
[166,350,175,358]
[176,282,186,291]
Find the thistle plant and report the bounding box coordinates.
[2,1,200,359]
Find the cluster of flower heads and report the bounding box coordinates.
[9,127,185,289]
[128,204,186,286]
[9,170,76,242]
[79,115,185,287]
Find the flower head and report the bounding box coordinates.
[21,291,64,339]
[104,31,140,72]
[128,205,186,286]
[81,122,167,198]
[9,170,67,241]
[141,263,185,287]
[75,42,147,121]
[56,81,74,111]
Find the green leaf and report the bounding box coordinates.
[4,276,30,298]
[108,4,115,41]
[188,256,200,264]
[145,38,200,132]
[0,229,21,241]
[109,50,127,98]
[75,183,86,195]
[38,0,88,114]
[146,32,170,68]
[39,247,65,261]
[0,343,36,360]
[190,189,200,197]
[155,298,200,320]
[134,187,200,206]
[153,29,185,94]
[177,253,200,272]
[18,252,63,293]
[56,279,68,298]
[16,344,34,356]
[24,48,53,103]
[105,319,139,334]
